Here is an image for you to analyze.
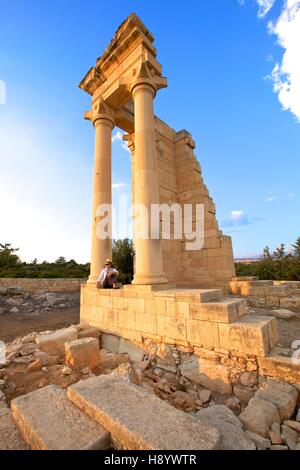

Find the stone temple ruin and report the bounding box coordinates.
[80,13,277,368]
[1,14,300,452]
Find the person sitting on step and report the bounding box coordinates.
[97,259,120,289]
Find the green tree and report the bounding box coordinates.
[262,246,272,259]
[291,237,300,257]
[273,244,286,260]
[0,242,20,267]
[55,256,67,265]
[112,238,134,284]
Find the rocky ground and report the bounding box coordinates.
[1,287,300,449]
[1,323,300,450]
[0,287,80,343]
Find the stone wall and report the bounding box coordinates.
[81,284,278,358]
[151,118,236,290]
[0,278,85,293]
[230,277,300,310]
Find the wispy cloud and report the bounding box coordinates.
[266,196,277,202]
[238,0,300,122]
[112,130,130,153]
[268,0,300,122]
[112,182,128,190]
[257,0,276,17]
[222,210,251,228]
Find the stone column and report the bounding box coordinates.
[86,105,115,284]
[131,80,168,285]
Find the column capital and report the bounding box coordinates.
[130,61,167,99]
[122,133,135,152]
[84,98,115,128]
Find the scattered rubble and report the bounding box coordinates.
[0,287,79,317]
[0,321,300,450]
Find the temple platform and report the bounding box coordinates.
[80,284,278,358]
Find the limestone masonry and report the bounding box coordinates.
[80,13,235,289]
[79,14,279,376]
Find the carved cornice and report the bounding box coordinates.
[79,67,105,95]
[78,14,166,101]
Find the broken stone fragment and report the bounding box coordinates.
[65,338,101,370]
[244,431,271,450]
[27,359,42,373]
[198,389,212,404]
[255,381,297,421]
[196,405,255,450]
[269,430,283,445]
[239,397,280,438]
[36,326,78,354]
[9,307,19,314]
[281,424,298,450]
[283,420,300,433]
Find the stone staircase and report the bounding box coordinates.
[152,287,278,357]
[7,376,222,450]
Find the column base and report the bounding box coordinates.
[87,276,98,285]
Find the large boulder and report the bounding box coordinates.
[239,397,280,438]
[196,405,255,450]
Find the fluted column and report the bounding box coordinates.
[131,80,168,285]
[86,104,115,283]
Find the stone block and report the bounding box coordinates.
[101,333,120,353]
[265,296,280,307]
[11,385,110,450]
[280,297,300,311]
[135,311,157,335]
[179,356,232,394]
[187,319,220,348]
[68,375,221,450]
[118,310,136,330]
[270,309,296,320]
[157,315,187,342]
[257,354,300,384]
[36,327,78,355]
[78,328,101,340]
[256,381,298,421]
[190,298,247,324]
[196,405,255,450]
[65,338,101,370]
[239,397,280,438]
[218,315,278,356]
[118,338,144,362]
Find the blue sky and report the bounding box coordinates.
[0,0,299,262]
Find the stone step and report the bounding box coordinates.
[68,375,221,450]
[0,405,30,450]
[11,385,111,450]
[190,298,248,324]
[219,314,279,357]
[154,288,223,303]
